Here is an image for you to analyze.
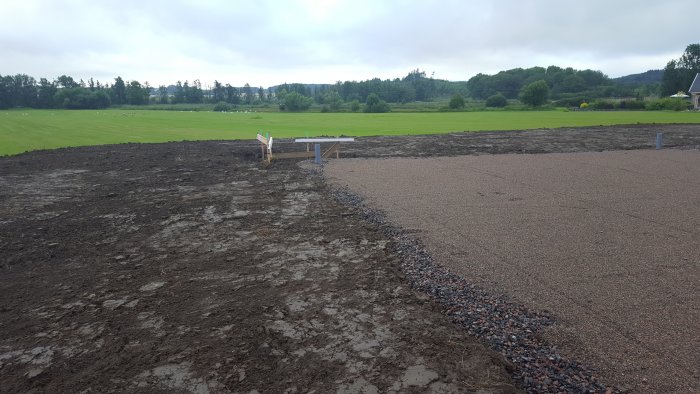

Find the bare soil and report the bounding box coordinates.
[2,123,700,393]
[0,142,516,393]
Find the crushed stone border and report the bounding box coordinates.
[318,169,616,393]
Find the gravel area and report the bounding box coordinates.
[325,149,700,393]
[330,187,611,393]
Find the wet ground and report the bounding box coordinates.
[0,142,516,393]
[2,123,700,393]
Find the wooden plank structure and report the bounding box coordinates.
[294,138,355,160]
[256,133,272,161]
[256,133,354,163]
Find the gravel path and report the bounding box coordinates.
[325,149,700,393]
[330,187,611,393]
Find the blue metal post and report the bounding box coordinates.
[655,132,663,150]
[314,143,321,164]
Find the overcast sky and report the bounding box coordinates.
[1,0,695,88]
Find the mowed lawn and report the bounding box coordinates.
[1,109,699,156]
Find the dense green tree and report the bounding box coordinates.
[661,60,686,96]
[224,84,240,104]
[172,81,185,104]
[387,81,416,103]
[173,80,202,104]
[54,87,110,109]
[465,73,493,100]
[332,69,452,104]
[519,80,549,107]
[448,93,465,109]
[679,44,700,70]
[191,80,204,103]
[243,83,253,104]
[559,74,586,93]
[467,66,614,100]
[490,72,520,98]
[141,81,151,103]
[37,78,57,108]
[10,74,37,107]
[111,76,126,104]
[485,93,507,107]
[322,91,343,111]
[578,69,607,87]
[349,99,360,112]
[157,85,169,103]
[125,80,149,105]
[403,69,435,101]
[364,93,390,113]
[280,91,312,111]
[182,81,191,102]
[257,86,265,103]
[212,80,225,103]
[0,75,12,109]
[285,83,310,96]
[56,75,79,89]
[661,44,700,95]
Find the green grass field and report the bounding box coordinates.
[1,109,699,156]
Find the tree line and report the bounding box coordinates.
[1,44,697,111]
[463,43,698,108]
[0,75,149,109]
[661,44,700,96]
[0,70,460,111]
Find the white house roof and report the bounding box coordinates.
[690,73,700,93]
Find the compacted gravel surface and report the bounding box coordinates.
[331,188,612,393]
[325,142,700,393]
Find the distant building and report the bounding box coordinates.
[690,73,700,110]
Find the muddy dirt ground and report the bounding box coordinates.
[0,141,516,393]
[1,123,700,393]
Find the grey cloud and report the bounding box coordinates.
[1,0,696,86]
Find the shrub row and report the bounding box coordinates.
[573,98,691,111]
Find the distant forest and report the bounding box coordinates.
[1,44,697,111]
